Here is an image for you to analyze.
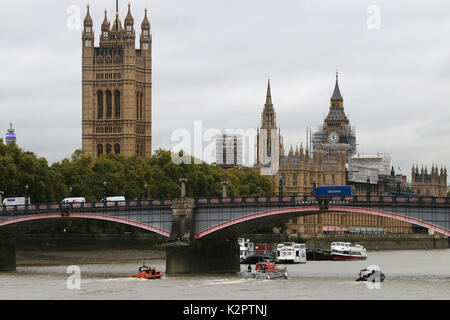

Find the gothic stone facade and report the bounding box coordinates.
[256,76,419,234]
[256,78,347,196]
[82,4,152,158]
[411,165,447,197]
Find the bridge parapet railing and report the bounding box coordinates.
[194,196,449,206]
[0,199,173,216]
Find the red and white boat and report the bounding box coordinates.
[330,242,367,260]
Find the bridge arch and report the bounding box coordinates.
[0,213,170,238]
[194,206,450,239]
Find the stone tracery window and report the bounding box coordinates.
[97,91,104,118]
[106,91,112,118]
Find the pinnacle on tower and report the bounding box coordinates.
[265,78,273,107]
[102,9,110,31]
[84,4,93,27]
[125,2,134,27]
[141,8,151,31]
[331,71,343,102]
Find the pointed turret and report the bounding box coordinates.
[84,4,93,27]
[140,8,151,52]
[261,78,276,128]
[299,143,304,161]
[82,5,94,53]
[141,8,151,31]
[125,2,134,29]
[101,9,111,40]
[265,78,273,107]
[331,71,343,102]
[288,145,294,158]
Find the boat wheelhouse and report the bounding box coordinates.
[276,242,306,263]
[238,238,255,262]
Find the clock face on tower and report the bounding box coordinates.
[328,131,340,143]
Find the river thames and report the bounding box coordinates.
[0,249,448,300]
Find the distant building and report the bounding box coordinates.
[346,153,409,195]
[311,72,357,163]
[411,165,447,197]
[5,123,16,145]
[215,134,243,168]
[255,77,347,196]
[81,3,152,158]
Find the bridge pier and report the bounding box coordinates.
[0,235,16,272]
[166,239,240,275]
[166,197,240,274]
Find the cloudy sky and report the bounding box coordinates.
[0,0,449,181]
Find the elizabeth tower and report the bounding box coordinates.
[82,2,152,158]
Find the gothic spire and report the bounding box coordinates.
[125,2,134,27]
[141,8,150,30]
[84,4,93,27]
[102,9,110,32]
[265,78,273,107]
[331,71,343,101]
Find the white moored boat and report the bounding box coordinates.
[238,238,255,263]
[330,242,367,260]
[276,242,307,264]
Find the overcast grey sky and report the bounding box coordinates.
[0,0,449,181]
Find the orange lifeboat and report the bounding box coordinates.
[132,265,163,280]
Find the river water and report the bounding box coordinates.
[0,249,449,300]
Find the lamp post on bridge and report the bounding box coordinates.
[25,185,29,206]
[221,181,228,197]
[0,190,4,206]
[279,177,284,196]
[366,177,371,197]
[144,184,148,200]
[103,181,107,203]
[69,187,73,198]
[179,178,188,197]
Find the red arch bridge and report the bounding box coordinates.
[0,195,449,273]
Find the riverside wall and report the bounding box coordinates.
[240,233,450,250]
[13,232,449,253]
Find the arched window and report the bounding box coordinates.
[293,175,297,187]
[106,143,112,154]
[136,91,140,119]
[114,90,121,118]
[97,91,104,118]
[97,144,103,157]
[114,143,120,155]
[106,91,112,118]
[140,92,143,120]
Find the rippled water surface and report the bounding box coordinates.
[1,249,449,300]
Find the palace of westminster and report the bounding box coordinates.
[80,2,447,235]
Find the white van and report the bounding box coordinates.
[106,196,125,202]
[61,197,86,204]
[3,197,27,206]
